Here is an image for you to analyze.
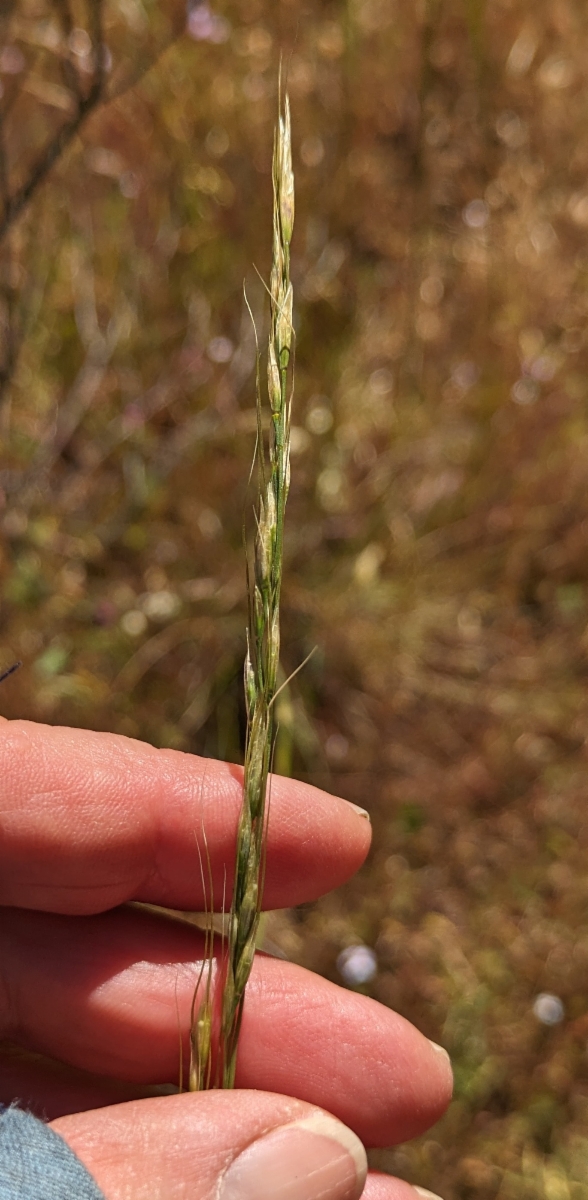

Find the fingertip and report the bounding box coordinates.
[348,802,371,820]
[336,795,372,865]
[264,775,372,900]
[362,1174,444,1200]
[237,959,452,1147]
[405,1033,453,1138]
[426,1041,453,1099]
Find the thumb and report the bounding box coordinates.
[51,1090,367,1200]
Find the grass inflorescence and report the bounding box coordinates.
[189,88,295,1092]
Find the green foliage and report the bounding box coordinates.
[397,802,425,835]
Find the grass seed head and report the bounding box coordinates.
[191,87,295,1093]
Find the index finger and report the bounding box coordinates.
[0,720,370,914]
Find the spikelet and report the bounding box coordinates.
[189,85,295,1092]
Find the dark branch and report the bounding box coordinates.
[0,0,105,244]
[52,0,83,101]
[0,662,22,685]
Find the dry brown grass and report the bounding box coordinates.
[3,1,588,1194]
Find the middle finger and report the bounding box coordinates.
[1,905,452,1147]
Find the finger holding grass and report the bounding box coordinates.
[0,715,452,1198]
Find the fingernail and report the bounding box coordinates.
[428,1039,450,1064]
[414,1188,445,1200]
[219,1111,367,1200]
[349,802,370,820]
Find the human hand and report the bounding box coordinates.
[0,719,452,1199]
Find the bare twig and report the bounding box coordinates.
[0,0,105,243]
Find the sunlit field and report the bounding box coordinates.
[3,2,588,1195]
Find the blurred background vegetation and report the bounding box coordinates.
[2,0,588,1195]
